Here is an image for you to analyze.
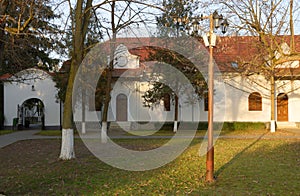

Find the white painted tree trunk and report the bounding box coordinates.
[173,121,178,133]
[82,122,86,134]
[101,122,108,143]
[270,120,276,133]
[59,129,75,160]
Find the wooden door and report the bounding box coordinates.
[277,94,288,121]
[116,94,127,121]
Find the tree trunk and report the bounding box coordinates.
[82,88,86,134]
[173,95,179,132]
[59,0,92,160]
[101,66,112,143]
[270,74,276,133]
[60,128,74,159]
[101,0,116,141]
[59,59,78,160]
[290,0,295,52]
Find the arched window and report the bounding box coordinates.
[248,92,262,111]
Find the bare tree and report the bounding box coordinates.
[59,0,93,160]
[218,0,300,131]
[91,0,162,140]
[58,0,163,158]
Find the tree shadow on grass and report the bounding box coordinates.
[214,136,300,195]
[215,132,268,178]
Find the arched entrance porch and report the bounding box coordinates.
[17,98,45,129]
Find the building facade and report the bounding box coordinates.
[2,68,61,129]
[3,36,300,130]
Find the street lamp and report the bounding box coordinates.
[175,10,228,182]
[171,8,228,182]
[201,10,228,183]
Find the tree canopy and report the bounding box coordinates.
[0,0,60,75]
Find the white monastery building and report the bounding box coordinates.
[2,36,300,130]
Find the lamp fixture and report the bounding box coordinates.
[173,10,229,36]
[212,11,222,28]
[221,19,229,34]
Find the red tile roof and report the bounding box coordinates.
[215,35,300,71]
[0,68,55,81]
[0,73,12,80]
[5,35,300,80]
[124,36,300,73]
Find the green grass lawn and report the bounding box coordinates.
[25,128,300,138]
[0,134,299,195]
[35,130,62,136]
[0,130,13,135]
[35,130,80,136]
[126,129,271,137]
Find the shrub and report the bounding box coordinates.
[154,121,266,131]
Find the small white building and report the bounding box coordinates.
[2,68,61,129]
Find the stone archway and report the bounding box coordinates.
[19,98,45,129]
[277,93,288,122]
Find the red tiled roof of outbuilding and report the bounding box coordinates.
[0,73,12,80]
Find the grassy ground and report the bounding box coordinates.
[127,129,270,137]
[0,131,299,195]
[0,130,13,135]
[35,130,62,136]
[35,130,79,136]
[36,129,270,137]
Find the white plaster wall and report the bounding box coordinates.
[74,73,300,124]
[109,80,173,122]
[4,69,61,127]
[81,75,271,123]
[222,74,300,123]
[288,92,300,122]
[82,111,102,122]
[220,74,271,122]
